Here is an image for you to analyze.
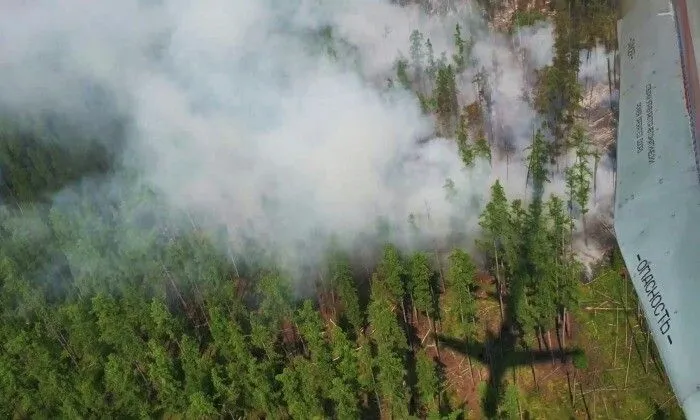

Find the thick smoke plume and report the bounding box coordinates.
[0,0,613,279]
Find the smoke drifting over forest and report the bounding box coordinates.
[0,0,614,277]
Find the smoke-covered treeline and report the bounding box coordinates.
[0,147,587,418]
[0,0,622,418]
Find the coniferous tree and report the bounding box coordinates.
[478,181,511,322]
[426,39,437,82]
[453,24,466,72]
[409,252,434,321]
[535,7,582,144]
[444,249,478,383]
[367,275,410,418]
[277,356,325,419]
[330,253,362,332]
[415,349,440,417]
[546,195,580,349]
[435,63,459,136]
[377,244,408,324]
[410,29,425,88]
[409,252,440,357]
[443,178,457,203]
[328,325,361,418]
[566,125,594,244]
[395,57,411,90]
[456,110,475,167]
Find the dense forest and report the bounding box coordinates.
[0,0,684,419]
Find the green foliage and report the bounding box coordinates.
[425,39,437,81]
[0,5,673,417]
[511,10,547,29]
[415,349,440,416]
[479,180,518,281]
[572,347,588,370]
[409,252,435,318]
[498,382,520,420]
[452,24,466,72]
[396,57,411,90]
[535,7,582,142]
[377,244,406,304]
[368,275,408,353]
[444,249,477,335]
[455,110,490,168]
[434,62,459,134]
[330,253,363,331]
[565,125,594,217]
[0,123,113,204]
[410,29,425,74]
[525,129,550,190]
[277,357,325,419]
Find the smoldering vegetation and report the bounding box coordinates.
[0,1,634,418]
[0,0,615,286]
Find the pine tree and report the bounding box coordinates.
[415,349,440,417]
[367,276,410,418]
[444,249,478,384]
[426,39,436,81]
[434,63,459,135]
[453,24,466,72]
[376,244,408,324]
[525,129,550,192]
[445,249,477,329]
[409,252,440,357]
[395,57,411,90]
[409,29,425,88]
[277,357,325,419]
[456,110,475,167]
[546,195,577,348]
[478,181,511,322]
[565,125,593,243]
[330,253,362,332]
[328,325,360,419]
[409,252,434,320]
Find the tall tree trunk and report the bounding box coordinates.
[411,292,418,321]
[493,242,505,323]
[559,311,565,349]
[506,153,509,180]
[228,244,240,277]
[567,369,574,405]
[430,316,441,360]
[579,377,592,420]
[607,56,612,102]
[547,329,556,365]
[593,155,599,205]
[529,348,539,390]
[433,247,446,293]
[562,308,568,347]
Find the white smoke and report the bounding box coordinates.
[579,44,616,84]
[515,21,555,69]
[0,0,561,275]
